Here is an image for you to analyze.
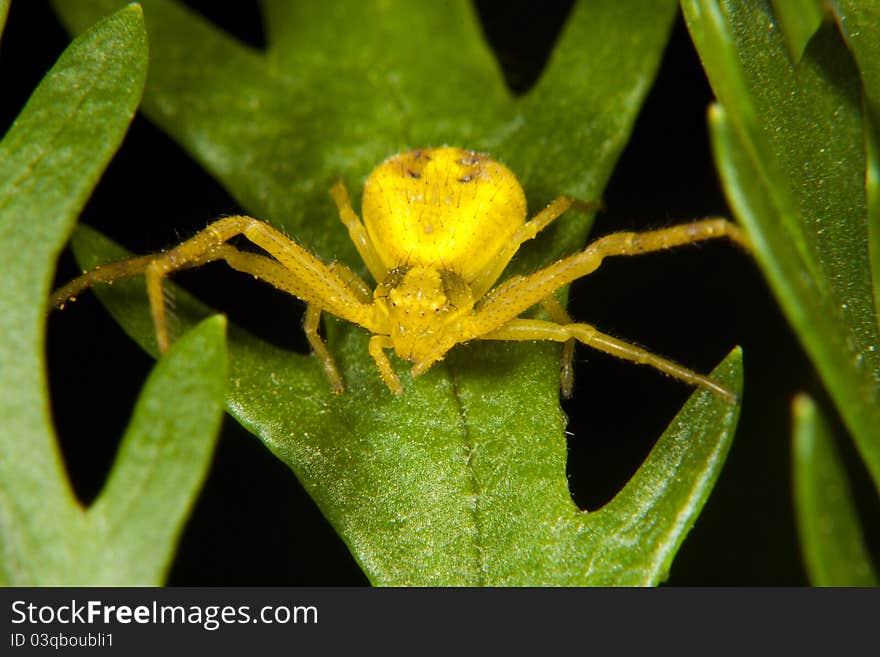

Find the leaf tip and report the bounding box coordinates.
[791,392,818,459]
[792,391,816,419]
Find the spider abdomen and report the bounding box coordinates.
[360,146,527,284]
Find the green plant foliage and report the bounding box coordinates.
[684,0,880,491]
[792,394,878,586]
[683,0,879,585]
[53,0,743,584]
[769,0,826,63]
[831,2,880,331]
[0,1,9,38]
[0,5,226,585]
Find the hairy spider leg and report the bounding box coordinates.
[51,253,162,308]
[302,261,374,392]
[481,319,736,401]
[330,180,386,282]
[538,294,576,397]
[472,195,574,298]
[368,334,401,394]
[136,216,380,353]
[471,195,603,395]
[49,243,251,312]
[423,218,748,399]
[51,219,385,389]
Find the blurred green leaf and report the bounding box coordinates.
[769,0,827,62]
[833,2,880,127]
[0,1,9,39]
[0,5,225,585]
[792,394,878,586]
[830,2,880,331]
[55,0,743,584]
[685,0,880,491]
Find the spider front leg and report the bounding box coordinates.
[136,216,377,352]
[474,218,748,333]
[481,318,736,401]
[468,194,602,392]
[52,217,379,393]
[468,217,748,399]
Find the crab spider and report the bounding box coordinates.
[51,147,747,400]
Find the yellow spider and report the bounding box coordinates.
[52,146,746,400]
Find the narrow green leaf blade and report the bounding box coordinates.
[769,0,826,62]
[86,317,227,584]
[687,0,880,490]
[582,349,742,586]
[0,5,146,585]
[792,394,878,586]
[833,3,880,121]
[0,0,10,40]
[831,2,880,332]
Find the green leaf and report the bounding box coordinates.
[85,316,228,584]
[0,5,226,586]
[685,0,880,491]
[792,394,878,586]
[54,0,743,584]
[830,2,880,332]
[769,0,826,62]
[0,3,147,585]
[0,0,9,40]
[832,3,880,121]
[572,349,744,586]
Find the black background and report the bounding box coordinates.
[2,1,876,585]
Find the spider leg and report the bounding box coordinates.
[173,243,354,391]
[51,253,162,309]
[300,262,374,394]
[303,303,344,393]
[325,260,373,303]
[183,247,370,392]
[52,216,379,356]
[469,195,600,390]
[539,295,576,398]
[50,243,241,313]
[330,180,386,283]
[480,318,736,402]
[368,334,402,394]
[471,218,748,334]
[473,196,578,298]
